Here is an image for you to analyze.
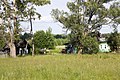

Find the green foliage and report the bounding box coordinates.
[54,34,67,39]
[54,39,68,46]
[82,36,99,54]
[45,28,55,49]
[0,26,6,49]
[108,2,120,30]
[51,0,116,54]
[15,0,50,20]
[54,34,68,46]
[26,0,50,6]
[34,48,41,55]
[51,0,111,33]
[0,0,50,40]
[34,30,46,48]
[107,32,120,52]
[15,0,26,12]
[34,29,55,49]
[20,33,32,40]
[0,39,5,49]
[67,32,82,48]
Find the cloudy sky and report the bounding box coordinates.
[21,0,70,34]
[21,0,119,34]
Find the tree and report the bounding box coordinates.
[54,34,67,39]
[107,31,120,52]
[54,34,68,46]
[23,0,50,56]
[108,1,120,31]
[45,28,55,49]
[0,0,17,57]
[0,29,5,50]
[20,33,32,40]
[0,25,5,50]
[34,29,55,50]
[82,36,99,54]
[15,0,50,56]
[34,30,46,49]
[0,0,50,57]
[0,39,5,50]
[105,1,120,53]
[51,0,117,54]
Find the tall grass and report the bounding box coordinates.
[0,54,120,80]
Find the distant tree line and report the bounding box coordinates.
[54,34,68,46]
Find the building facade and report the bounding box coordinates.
[99,38,111,53]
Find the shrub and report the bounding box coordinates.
[34,29,55,49]
[82,36,99,54]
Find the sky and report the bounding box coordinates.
[21,0,70,34]
[20,0,120,34]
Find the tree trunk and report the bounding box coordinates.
[8,27,16,58]
[9,43,16,58]
[32,41,35,56]
[4,0,16,58]
[78,48,82,54]
[30,14,34,56]
[8,26,16,58]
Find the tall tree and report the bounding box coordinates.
[108,1,120,32]
[0,0,50,57]
[0,0,17,57]
[51,0,118,54]
[24,0,50,56]
[107,31,120,52]
[15,0,50,56]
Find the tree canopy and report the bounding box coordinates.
[51,0,119,54]
[34,29,55,49]
[107,31,120,52]
[0,0,50,57]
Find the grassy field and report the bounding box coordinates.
[0,53,120,80]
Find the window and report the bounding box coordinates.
[105,45,106,49]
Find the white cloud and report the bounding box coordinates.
[40,16,53,22]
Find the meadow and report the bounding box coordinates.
[0,53,120,80]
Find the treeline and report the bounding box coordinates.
[19,29,68,49]
[54,34,68,46]
[1,30,120,54]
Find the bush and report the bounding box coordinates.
[34,29,55,49]
[107,32,120,52]
[82,36,99,54]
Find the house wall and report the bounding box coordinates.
[99,43,110,52]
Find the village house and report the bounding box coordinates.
[99,38,111,53]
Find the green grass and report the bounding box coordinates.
[0,53,120,80]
